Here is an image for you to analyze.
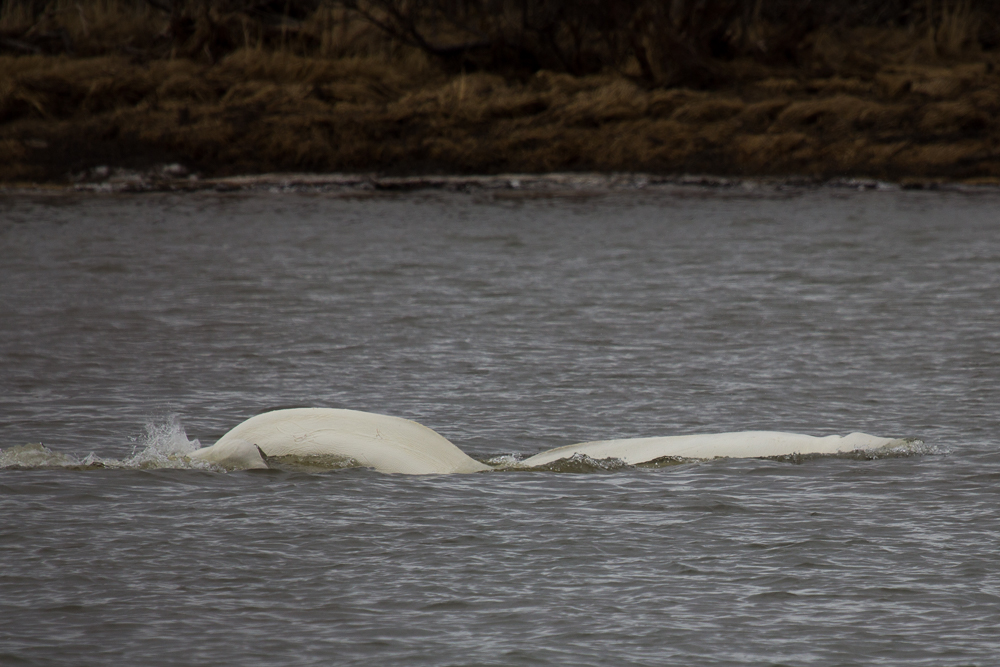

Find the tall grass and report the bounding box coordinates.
[1,0,994,75]
[931,0,981,55]
[0,0,398,60]
[1,1,998,183]
[0,0,165,55]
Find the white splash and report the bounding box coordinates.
[123,416,203,468]
[0,443,79,468]
[0,416,216,471]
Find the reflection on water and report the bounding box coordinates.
[1,186,999,666]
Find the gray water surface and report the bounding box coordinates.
[1,187,999,666]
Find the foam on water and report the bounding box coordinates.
[0,443,82,469]
[0,417,220,471]
[125,416,203,467]
[837,436,934,458]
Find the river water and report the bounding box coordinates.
[2,185,999,666]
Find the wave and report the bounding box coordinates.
[0,417,213,471]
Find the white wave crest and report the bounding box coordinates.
[122,416,204,468]
[0,443,80,469]
[0,416,219,471]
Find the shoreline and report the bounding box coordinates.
[4,46,999,189]
[4,3,1000,188]
[4,170,1000,196]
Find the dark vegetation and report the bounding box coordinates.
[2,0,1000,183]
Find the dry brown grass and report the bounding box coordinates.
[932,0,982,56]
[771,96,908,135]
[0,0,163,55]
[2,15,1000,183]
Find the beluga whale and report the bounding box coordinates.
[188,408,914,474]
[189,408,491,473]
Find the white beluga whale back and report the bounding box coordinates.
[518,431,903,467]
[189,408,490,474]
[189,408,913,473]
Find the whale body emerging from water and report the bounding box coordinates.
[518,431,902,467]
[189,408,909,474]
[189,408,490,474]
